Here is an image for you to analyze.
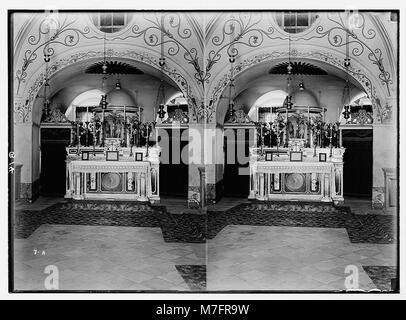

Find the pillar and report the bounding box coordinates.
[372,97,397,208]
[14,121,41,201]
[372,123,397,208]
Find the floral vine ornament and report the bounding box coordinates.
[207,13,278,83]
[186,97,208,123]
[130,13,206,85]
[315,12,393,95]
[210,49,387,125]
[15,48,195,124]
[372,97,393,123]
[14,99,32,124]
[15,13,96,94]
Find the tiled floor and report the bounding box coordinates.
[342,197,396,215]
[207,225,396,291]
[15,197,64,212]
[12,196,398,292]
[14,225,205,291]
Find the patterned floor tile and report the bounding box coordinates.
[175,265,206,291]
[362,266,398,292]
[13,224,198,291]
[207,225,394,291]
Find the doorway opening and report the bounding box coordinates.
[223,128,254,197]
[158,127,189,198]
[342,128,373,198]
[40,128,71,197]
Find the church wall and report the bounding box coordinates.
[32,124,40,184]
[11,11,398,207]
[372,123,397,208]
[187,124,204,207]
[14,123,33,199]
[50,75,179,122]
[219,75,364,125]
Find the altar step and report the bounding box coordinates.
[15,200,395,245]
[15,200,206,243]
[49,200,162,213]
[245,200,350,214]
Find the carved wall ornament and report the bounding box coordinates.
[163,108,189,124]
[225,109,253,124]
[350,108,373,125]
[41,106,70,124]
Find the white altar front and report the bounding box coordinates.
[249,147,345,204]
[65,146,161,202]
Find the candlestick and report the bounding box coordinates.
[76,122,80,149]
[285,107,288,147]
[260,124,264,154]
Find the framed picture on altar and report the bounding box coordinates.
[135,152,143,162]
[106,150,119,161]
[290,151,303,162]
[265,151,273,161]
[319,153,327,162]
[81,151,89,161]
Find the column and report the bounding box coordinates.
[14,121,35,200]
[188,123,204,208]
[372,123,397,208]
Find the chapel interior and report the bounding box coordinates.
[11,10,398,292]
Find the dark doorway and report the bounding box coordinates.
[342,129,373,198]
[223,128,254,197]
[158,128,189,197]
[40,128,71,196]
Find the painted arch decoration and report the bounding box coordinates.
[208,49,393,124]
[14,48,203,124]
[13,11,396,125]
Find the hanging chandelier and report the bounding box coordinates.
[342,80,351,122]
[342,28,352,122]
[100,34,109,109]
[42,45,51,119]
[155,17,167,121]
[227,58,236,119]
[299,76,305,91]
[115,76,121,90]
[285,36,293,110]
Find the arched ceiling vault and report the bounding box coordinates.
[31,57,181,124]
[216,58,366,124]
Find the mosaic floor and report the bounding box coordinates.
[207,225,396,291]
[14,225,205,291]
[12,197,398,292]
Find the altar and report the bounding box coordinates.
[249,103,345,204]
[65,146,160,202]
[249,146,344,204]
[63,94,161,203]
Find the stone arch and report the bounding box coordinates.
[208,47,390,125]
[14,47,201,125]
